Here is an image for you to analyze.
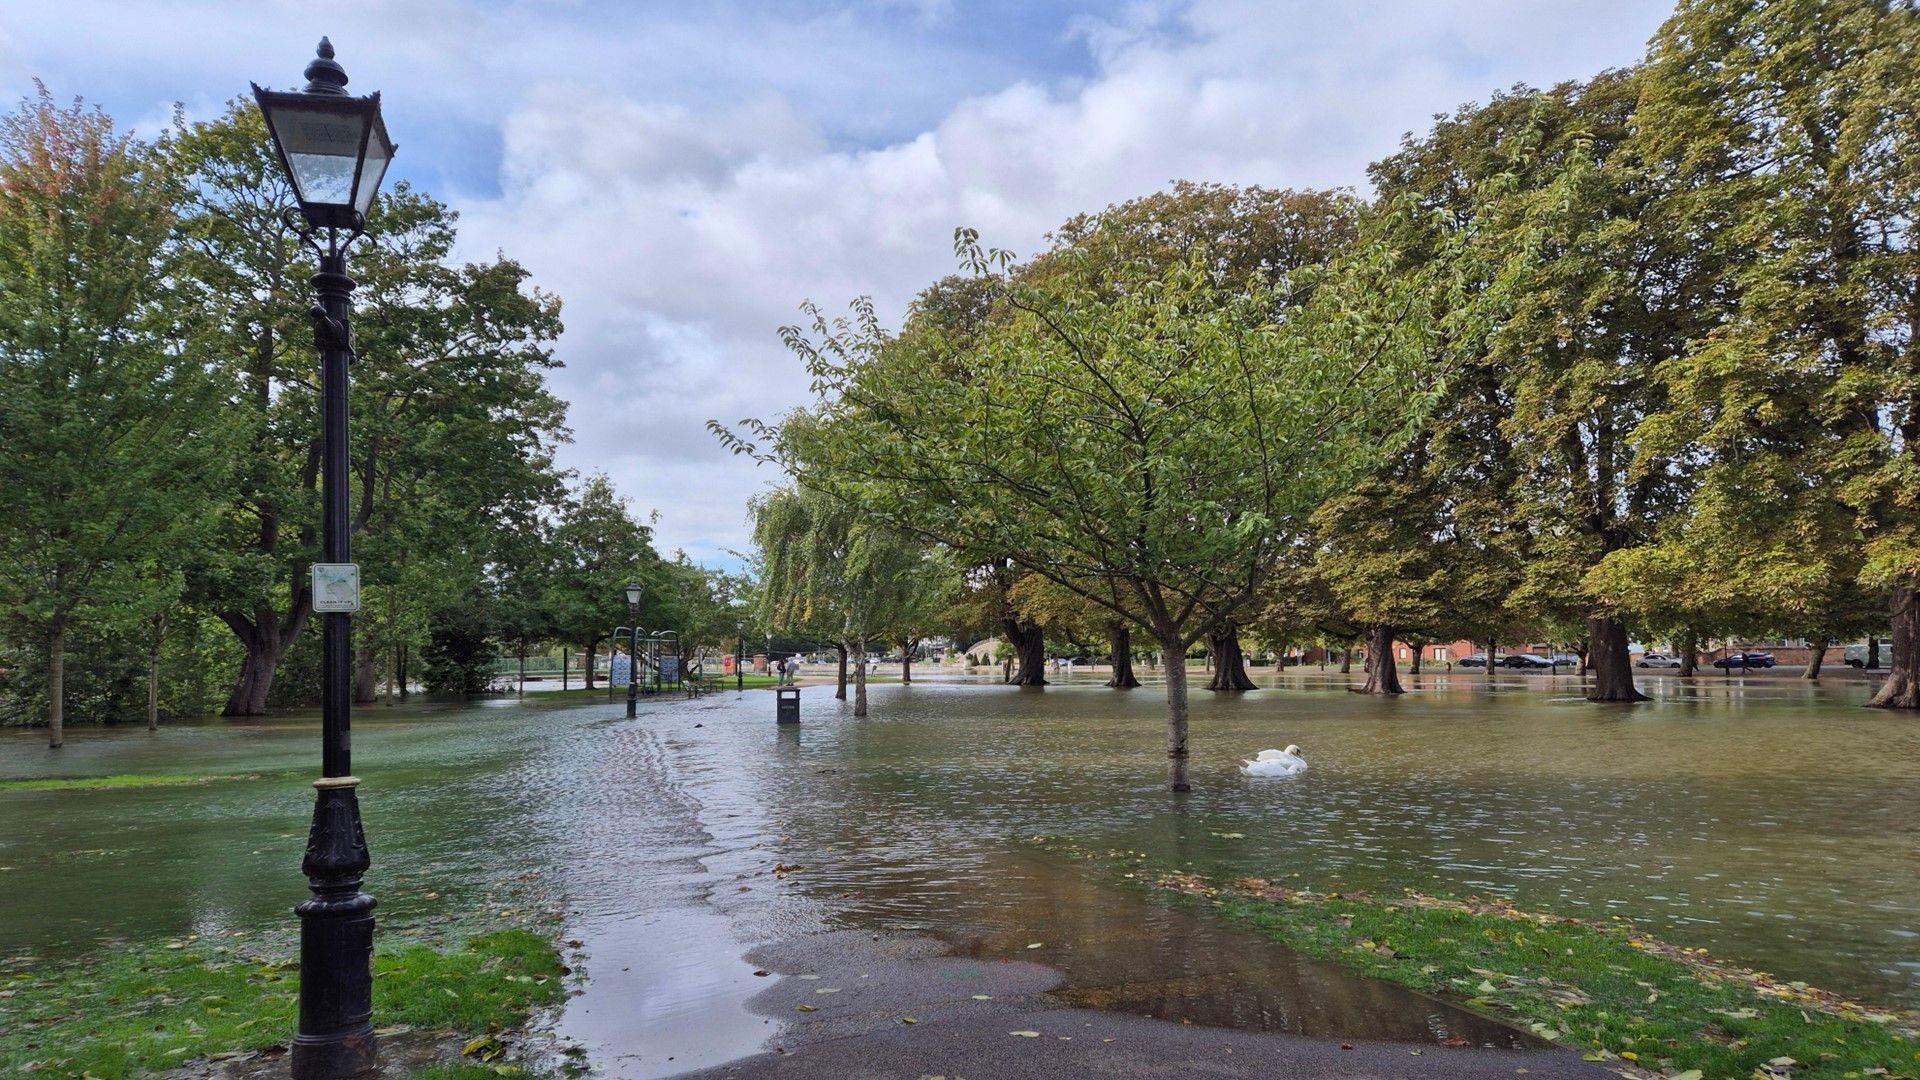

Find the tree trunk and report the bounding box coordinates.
[835,642,849,700]
[354,644,379,704]
[1359,624,1405,695]
[147,611,165,732]
[1338,647,1353,674]
[147,653,161,733]
[1679,647,1697,677]
[1804,634,1827,680]
[1866,586,1917,709]
[1868,635,1881,670]
[901,638,918,684]
[1106,621,1140,689]
[1485,639,1497,681]
[397,643,410,700]
[1586,617,1648,703]
[1004,618,1047,686]
[516,647,527,698]
[222,628,288,717]
[853,637,869,717]
[1408,645,1423,676]
[48,617,66,749]
[1205,630,1256,691]
[584,637,604,689]
[219,584,312,717]
[1158,627,1191,792]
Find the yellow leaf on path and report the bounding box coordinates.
[1010,1030,1041,1037]
[796,1004,818,1012]
[1025,943,1043,949]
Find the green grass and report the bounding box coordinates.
[0,929,566,1079]
[1162,874,1919,1079]
[0,771,284,793]
[410,1065,539,1079]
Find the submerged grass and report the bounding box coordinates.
[0,772,281,793]
[0,929,566,1079]
[1159,872,1920,1080]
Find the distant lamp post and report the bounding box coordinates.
[736,624,745,691]
[625,582,643,717]
[253,37,396,1080]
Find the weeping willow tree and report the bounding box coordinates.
[749,474,942,717]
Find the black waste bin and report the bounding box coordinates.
[776,687,800,724]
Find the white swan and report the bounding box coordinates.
[1242,745,1307,777]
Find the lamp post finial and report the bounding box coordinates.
[304,37,349,95]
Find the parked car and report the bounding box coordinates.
[1457,654,1489,667]
[1502,653,1557,670]
[1638,653,1683,668]
[1844,644,1877,668]
[1711,652,1777,669]
[1548,653,1581,667]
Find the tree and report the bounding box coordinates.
[545,474,659,688]
[0,89,231,747]
[720,212,1440,789]
[1310,437,1502,694]
[1010,572,1141,688]
[1375,71,1722,703]
[419,590,498,696]
[1635,0,1920,708]
[749,476,935,717]
[171,102,568,716]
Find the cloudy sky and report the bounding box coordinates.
[3,0,1674,566]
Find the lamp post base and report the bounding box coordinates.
[293,779,377,1079]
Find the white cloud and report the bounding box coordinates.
[2,0,1675,564]
[454,0,1672,563]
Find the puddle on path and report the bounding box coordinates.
[944,850,1533,1046]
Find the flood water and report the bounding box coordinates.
[2,670,1916,1073]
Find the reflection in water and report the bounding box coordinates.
[953,849,1530,1046]
[2,669,1917,1072]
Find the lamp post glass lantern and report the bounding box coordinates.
[254,37,394,1080]
[253,38,395,231]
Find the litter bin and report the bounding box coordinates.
[776,687,800,725]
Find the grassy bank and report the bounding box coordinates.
[0,928,567,1079]
[0,771,286,793]
[1157,873,1920,1079]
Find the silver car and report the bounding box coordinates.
[1637,653,1683,668]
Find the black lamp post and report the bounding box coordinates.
[736,624,745,691]
[253,37,396,1080]
[625,582,643,717]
